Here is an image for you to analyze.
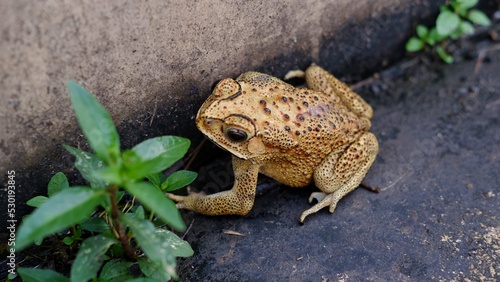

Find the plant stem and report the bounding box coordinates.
[109,184,136,259]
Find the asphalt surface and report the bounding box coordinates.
[174,47,500,281]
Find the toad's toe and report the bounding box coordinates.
[308,192,328,203]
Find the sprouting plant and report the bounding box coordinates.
[13,81,196,281]
[406,0,491,63]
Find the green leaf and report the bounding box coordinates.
[125,182,185,231]
[99,259,133,281]
[120,216,179,280]
[17,268,69,282]
[74,225,82,237]
[156,229,193,257]
[108,244,125,258]
[125,279,159,282]
[459,21,475,35]
[146,173,166,189]
[457,0,478,10]
[71,235,116,282]
[67,80,120,164]
[138,258,171,281]
[467,9,491,26]
[405,37,424,52]
[62,236,75,245]
[91,166,122,185]
[439,5,450,13]
[48,172,70,197]
[425,37,436,46]
[451,0,477,15]
[436,46,454,64]
[80,217,111,232]
[416,25,428,39]
[34,236,43,245]
[161,170,198,191]
[26,196,48,207]
[427,27,447,45]
[63,145,107,189]
[123,136,190,180]
[449,28,464,39]
[16,187,104,251]
[436,10,460,36]
[134,205,146,220]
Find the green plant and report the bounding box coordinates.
[406,0,491,63]
[14,81,196,281]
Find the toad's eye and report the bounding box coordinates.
[225,127,248,142]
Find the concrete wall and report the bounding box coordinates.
[0,1,441,220]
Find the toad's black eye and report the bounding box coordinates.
[225,127,248,142]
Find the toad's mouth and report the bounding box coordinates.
[206,136,228,151]
[205,134,249,160]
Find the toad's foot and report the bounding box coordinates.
[167,187,255,216]
[308,192,328,203]
[300,191,343,223]
[283,69,306,80]
[167,192,205,210]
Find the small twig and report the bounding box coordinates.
[475,43,500,74]
[485,98,500,109]
[222,229,246,236]
[351,76,376,90]
[181,219,195,240]
[489,29,499,41]
[149,96,158,126]
[21,250,44,262]
[122,196,136,213]
[360,181,380,193]
[475,50,487,74]
[109,185,136,259]
[184,138,206,170]
[378,171,408,192]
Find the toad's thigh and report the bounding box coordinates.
[314,132,378,193]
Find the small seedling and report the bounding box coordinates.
[14,81,195,281]
[406,0,491,63]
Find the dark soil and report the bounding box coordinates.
[174,28,500,281]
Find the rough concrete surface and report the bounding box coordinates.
[1,0,428,172]
[174,46,500,280]
[0,0,445,223]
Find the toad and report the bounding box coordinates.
[168,64,378,223]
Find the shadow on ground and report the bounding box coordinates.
[175,42,500,281]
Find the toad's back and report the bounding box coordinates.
[248,85,372,187]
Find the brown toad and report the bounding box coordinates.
[168,64,378,223]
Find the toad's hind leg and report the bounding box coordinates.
[300,132,378,223]
[305,64,373,119]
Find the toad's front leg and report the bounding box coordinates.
[168,155,260,216]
